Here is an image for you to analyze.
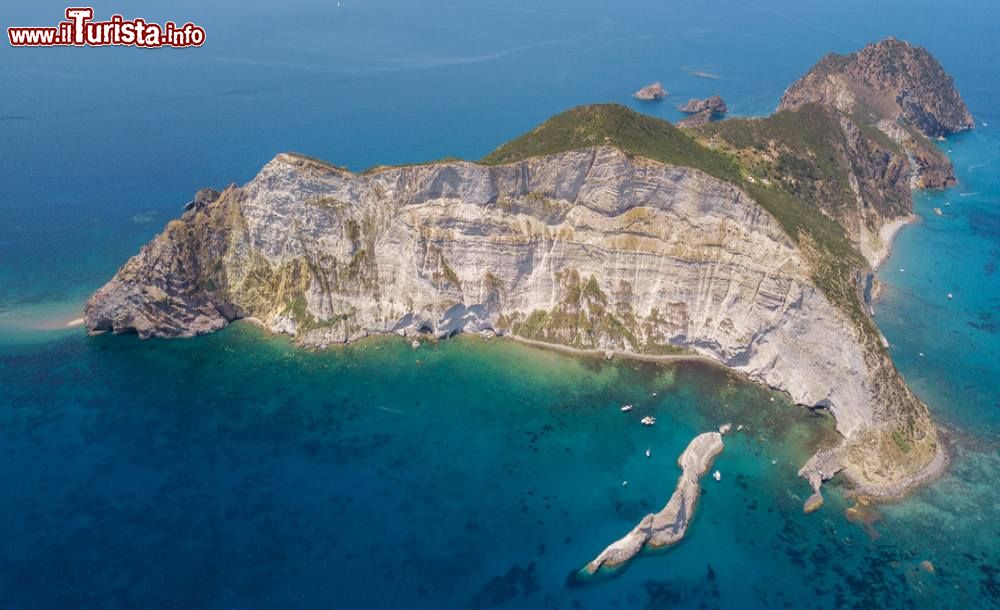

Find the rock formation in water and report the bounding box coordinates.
[679,95,728,115]
[677,96,728,128]
[583,431,724,574]
[779,37,973,188]
[87,38,966,502]
[633,82,668,101]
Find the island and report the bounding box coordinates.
[86,38,971,505]
[633,82,668,101]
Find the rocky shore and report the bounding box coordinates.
[582,431,725,575]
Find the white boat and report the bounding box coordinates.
[622,480,629,487]
[713,470,721,481]
[621,404,633,412]
[640,416,657,426]
[645,447,651,458]
[948,293,953,300]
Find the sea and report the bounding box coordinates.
[0,0,997,608]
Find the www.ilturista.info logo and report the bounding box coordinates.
[8,7,205,48]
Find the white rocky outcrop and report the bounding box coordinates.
[582,431,725,574]
[87,147,884,438]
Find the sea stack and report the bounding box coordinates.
[581,431,724,575]
[633,82,668,101]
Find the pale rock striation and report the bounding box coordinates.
[582,431,724,574]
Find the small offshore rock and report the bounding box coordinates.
[411,340,421,349]
[679,95,728,114]
[719,423,732,435]
[604,350,614,360]
[633,82,668,101]
[919,560,935,574]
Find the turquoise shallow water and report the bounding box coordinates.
[1,0,998,608]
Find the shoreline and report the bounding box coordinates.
[232,319,944,503]
[503,333,719,366]
[872,213,920,272]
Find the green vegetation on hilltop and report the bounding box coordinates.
[697,104,857,221]
[481,104,741,181]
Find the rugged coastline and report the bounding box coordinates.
[85,38,972,504]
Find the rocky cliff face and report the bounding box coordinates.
[779,37,972,189]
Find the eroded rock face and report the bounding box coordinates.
[86,147,889,438]
[633,82,668,101]
[582,431,724,574]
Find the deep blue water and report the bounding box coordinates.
[1,1,998,608]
